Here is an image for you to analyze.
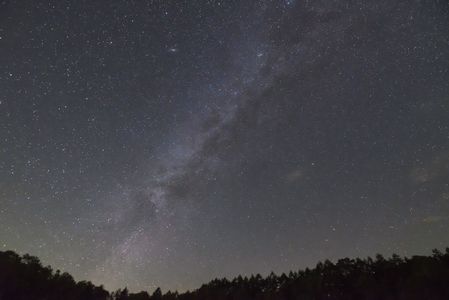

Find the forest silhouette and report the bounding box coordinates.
[1,248,449,300]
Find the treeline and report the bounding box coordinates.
[1,248,449,300]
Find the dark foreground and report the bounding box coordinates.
[1,248,449,300]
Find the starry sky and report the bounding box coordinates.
[1,0,449,293]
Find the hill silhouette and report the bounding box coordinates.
[1,248,449,300]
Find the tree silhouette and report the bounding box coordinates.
[1,248,449,300]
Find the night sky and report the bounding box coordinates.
[1,0,449,293]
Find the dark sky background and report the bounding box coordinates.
[1,0,449,293]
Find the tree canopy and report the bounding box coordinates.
[1,248,449,300]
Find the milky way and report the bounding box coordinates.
[1,0,449,293]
